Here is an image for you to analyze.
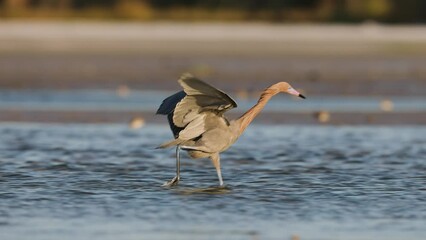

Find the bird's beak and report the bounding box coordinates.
[288,87,306,99]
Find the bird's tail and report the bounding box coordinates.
[156,138,185,149]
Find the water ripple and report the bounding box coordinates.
[0,124,425,239]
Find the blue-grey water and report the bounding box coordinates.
[0,90,426,113]
[0,123,425,240]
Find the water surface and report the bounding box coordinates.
[0,90,425,112]
[0,124,425,239]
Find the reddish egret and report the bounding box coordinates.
[157,73,306,186]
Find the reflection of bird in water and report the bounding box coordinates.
[157,73,306,186]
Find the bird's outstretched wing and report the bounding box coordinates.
[157,73,237,148]
[173,73,237,128]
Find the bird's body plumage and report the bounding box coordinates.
[157,73,305,186]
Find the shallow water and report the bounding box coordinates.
[1,90,426,113]
[0,124,425,240]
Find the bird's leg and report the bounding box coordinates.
[162,145,181,187]
[210,154,224,186]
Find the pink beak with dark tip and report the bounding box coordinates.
[288,87,306,99]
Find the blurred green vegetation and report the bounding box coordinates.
[0,0,425,23]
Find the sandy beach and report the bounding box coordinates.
[0,22,425,93]
[0,22,425,124]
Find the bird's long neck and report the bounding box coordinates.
[236,88,278,135]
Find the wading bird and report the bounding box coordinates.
[157,73,305,186]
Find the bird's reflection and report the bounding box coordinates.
[173,185,232,195]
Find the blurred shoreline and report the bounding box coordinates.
[0,21,425,124]
[1,21,425,94]
[0,89,425,125]
[1,109,425,125]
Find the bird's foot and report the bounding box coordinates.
[162,176,180,187]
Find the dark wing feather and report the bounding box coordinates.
[156,90,186,115]
[156,91,186,137]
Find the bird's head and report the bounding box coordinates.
[270,82,306,99]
